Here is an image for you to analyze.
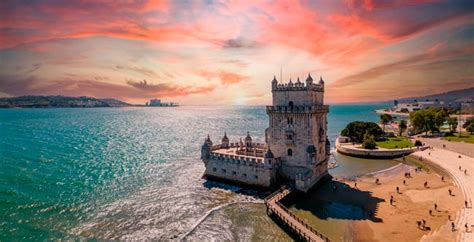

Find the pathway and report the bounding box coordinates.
[264,186,328,242]
[414,148,474,242]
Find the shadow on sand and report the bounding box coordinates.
[283,180,385,223]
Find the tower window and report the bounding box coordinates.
[287,117,293,124]
[287,149,293,156]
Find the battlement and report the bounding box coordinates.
[274,83,324,92]
[266,105,329,114]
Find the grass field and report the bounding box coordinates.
[442,134,474,144]
[376,137,414,149]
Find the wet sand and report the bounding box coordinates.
[289,159,464,242]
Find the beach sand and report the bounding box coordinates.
[349,163,463,242]
[289,161,464,241]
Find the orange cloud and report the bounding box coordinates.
[197,70,249,85]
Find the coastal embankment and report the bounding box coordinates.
[336,137,428,159]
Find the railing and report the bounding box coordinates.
[264,186,330,242]
[266,105,329,114]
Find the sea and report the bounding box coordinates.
[0,103,395,240]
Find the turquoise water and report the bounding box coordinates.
[0,104,391,240]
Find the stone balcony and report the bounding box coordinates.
[266,105,329,114]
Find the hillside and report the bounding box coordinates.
[0,95,132,108]
[395,87,474,103]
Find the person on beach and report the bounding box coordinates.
[429,209,433,216]
[465,200,468,208]
[396,186,400,194]
[448,215,451,221]
[390,195,394,205]
[375,178,379,185]
[416,220,421,229]
[424,181,428,188]
[459,165,462,171]
[441,176,444,182]
[449,189,452,196]
[465,170,468,175]
[403,180,406,185]
[422,219,426,228]
[354,182,357,188]
[434,203,438,211]
[452,222,455,232]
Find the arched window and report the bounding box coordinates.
[287,149,293,156]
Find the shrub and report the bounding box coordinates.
[414,140,423,146]
[362,132,377,149]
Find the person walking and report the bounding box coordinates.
[396,186,400,194]
[429,209,432,216]
[452,222,455,232]
[434,203,438,211]
[448,189,452,196]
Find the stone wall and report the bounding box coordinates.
[204,154,279,188]
[336,138,429,158]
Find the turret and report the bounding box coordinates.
[319,76,324,86]
[305,73,313,86]
[272,76,278,90]
[245,131,252,148]
[221,132,229,149]
[288,78,293,87]
[201,135,213,161]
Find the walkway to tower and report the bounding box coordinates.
[264,186,329,242]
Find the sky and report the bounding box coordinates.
[0,0,473,105]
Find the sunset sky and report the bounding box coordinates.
[0,0,473,105]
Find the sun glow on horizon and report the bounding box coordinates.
[0,0,473,105]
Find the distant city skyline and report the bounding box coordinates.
[1,0,473,105]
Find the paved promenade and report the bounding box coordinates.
[264,187,327,242]
[416,137,474,158]
[415,148,473,242]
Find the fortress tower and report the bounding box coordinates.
[266,74,330,191]
[201,74,330,192]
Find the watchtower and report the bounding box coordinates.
[266,74,330,191]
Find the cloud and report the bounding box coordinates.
[0,76,215,101]
[221,38,259,49]
[115,65,160,78]
[197,70,250,85]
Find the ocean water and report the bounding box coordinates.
[0,103,391,240]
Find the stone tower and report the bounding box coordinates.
[266,73,330,191]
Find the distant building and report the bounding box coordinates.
[461,100,474,114]
[201,74,330,192]
[391,99,461,113]
[147,99,179,107]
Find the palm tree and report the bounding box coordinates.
[380,114,393,134]
[399,120,407,136]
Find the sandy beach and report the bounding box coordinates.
[289,158,464,242]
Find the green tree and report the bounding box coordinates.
[398,120,407,136]
[362,132,377,149]
[447,117,458,134]
[463,119,474,134]
[380,114,393,133]
[409,108,448,135]
[341,121,383,143]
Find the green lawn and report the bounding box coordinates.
[442,134,474,144]
[376,137,414,149]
